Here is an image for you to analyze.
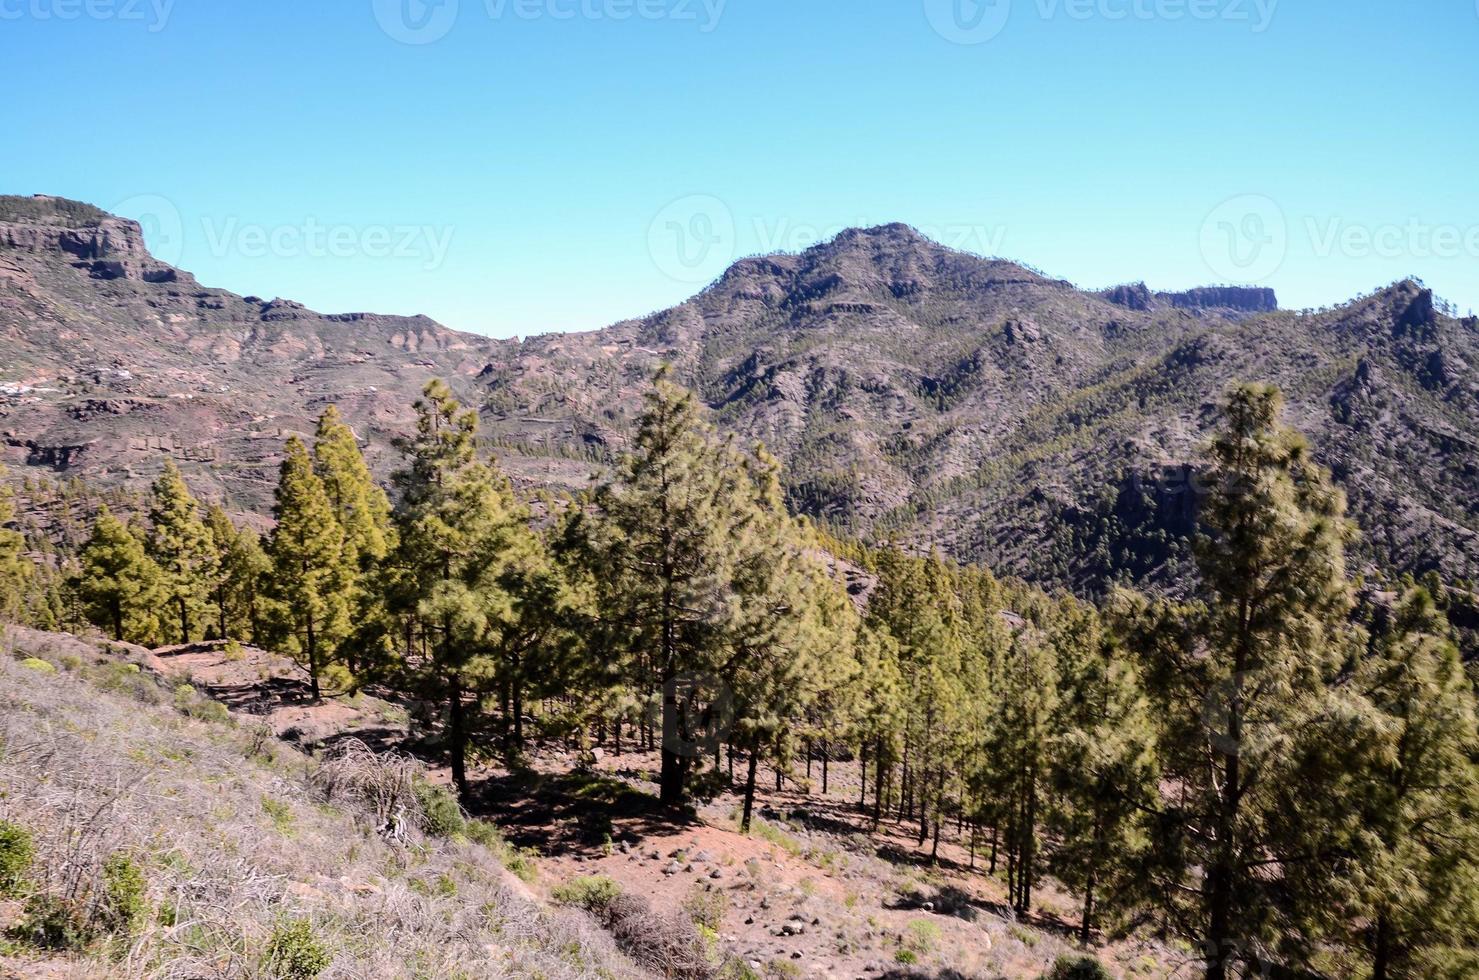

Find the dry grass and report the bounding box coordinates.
[0,627,647,979]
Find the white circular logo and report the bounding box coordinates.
[647,195,736,285]
[373,0,459,45]
[110,194,185,268]
[1199,194,1287,284]
[924,0,1011,44]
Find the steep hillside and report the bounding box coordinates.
[480,226,1479,594]
[0,627,644,978]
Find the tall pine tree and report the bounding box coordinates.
[577,369,745,805]
[1130,384,1360,980]
[74,505,167,644]
[267,438,351,701]
[146,460,217,644]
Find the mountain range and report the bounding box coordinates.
[4,194,1477,595]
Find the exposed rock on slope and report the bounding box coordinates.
[4,196,1478,595]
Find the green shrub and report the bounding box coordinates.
[11,894,91,951]
[18,657,55,674]
[0,821,34,897]
[552,874,622,911]
[414,781,465,838]
[262,916,332,979]
[174,683,231,723]
[905,917,940,953]
[262,797,296,835]
[682,884,727,931]
[93,661,163,704]
[893,948,918,965]
[1044,954,1114,980]
[464,818,504,849]
[99,853,148,935]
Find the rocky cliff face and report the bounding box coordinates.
[4,196,1478,596]
[0,195,518,514]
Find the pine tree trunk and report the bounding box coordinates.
[512,651,524,748]
[1372,910,1391,980]
[177,594,189,645]
[110,600,123,642]
[449,676,469,799]
[872,739,886,830]
[306,614,321,702]
[741,749,760,833]
[1021,773,1037,914]
[821,749,829,795]
[859,742,868,810]
[1080,874,1095,945]
[659,683,685,805]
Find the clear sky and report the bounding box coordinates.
[3,0,1477,337]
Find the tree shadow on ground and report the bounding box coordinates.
[466,766,699,858]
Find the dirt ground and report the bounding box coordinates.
[151,641,1184,980]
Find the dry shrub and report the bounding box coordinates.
[0,635,646,979]
[310,737,423,830]
[598,891,716,980]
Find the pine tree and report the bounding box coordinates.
[577,369,746,805]
[267,437,351,701]
[727,444,858,831]
[1129,384,1360,979]
[313,404,393,566]
[0,468,31,623]
[207,505,271,643]
[387,380,528,796]
[1341,588,1479,979]
[1047,598,1159,944]
[146,460,217,644]
[74,505,167,644]
[984,627,1059,914]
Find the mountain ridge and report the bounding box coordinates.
[4,195,1477,595]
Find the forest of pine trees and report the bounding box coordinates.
[2,374,1476,980]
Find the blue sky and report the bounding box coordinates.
[3,0,1477,337]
